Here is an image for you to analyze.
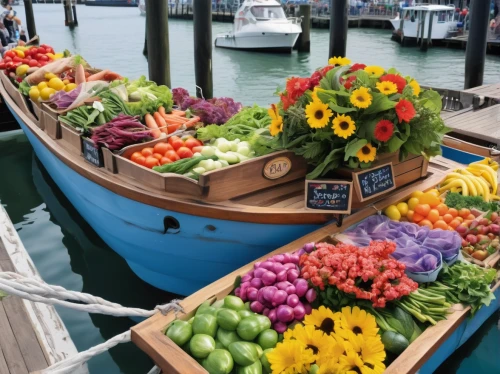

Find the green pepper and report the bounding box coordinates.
[217,328,241,348]
[254,315,271,331]
[197,306,218,317]
[202,349,234,374]
[251,343,263,358]
[236,360,263,374]
[228,341,260,366]
[237,316,264,341]
[260,349,273,374]
[165,320,192,346]
[224,295,246,311]
[190,334,216,359]
[217,309,241,331]
[192,314,218,338]
[256,329,278,350]
[238,310,254,319]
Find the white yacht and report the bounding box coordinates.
[390,4,458,41]
[215,0,302,53]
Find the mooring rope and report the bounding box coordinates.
[0,271,185,373]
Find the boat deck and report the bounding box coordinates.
[0,206,86,374]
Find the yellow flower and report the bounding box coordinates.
[329,56,351,66]
[318,360,344,374]
[409,79,421,96]
[360,337,386,365]
[311,86,324,101]
[336,306,380,340]
[304,306,342,335]
[350,87,373,109]
[305,99,333,129]
[316,334,345,366]
[339,350,385,374]
[376,81,398,96]
[268,104,283,136]
[332,114,356,139]
[266,340,316,374]
[290,325,335,365]
[364,65,385,77]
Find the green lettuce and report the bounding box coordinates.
[125,76,173,117]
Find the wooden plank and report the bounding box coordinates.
[0,302,28,374]
[0,347,9,374]
[231,180,304,207]
[0,238,10,261]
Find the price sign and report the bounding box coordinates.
[353,163,395,201]
[82,138,103,167]
[305,180,353,214]
[263,156,292,180]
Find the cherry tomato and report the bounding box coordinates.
[160,157,172,165]
[3,56,12,62]
[12,56,21,62]
[152,153,163,161]
[171,139,184,151]
[168,135,181,146]
[39,55,49,62]
[144,156,160,169]
[191,146,204,154]
[165,150,180,162]
[45,47,54,54]
[130,152,143,163]
[21,58,29,65]
[38,61,47,67]
[184,138,202,149]
[4,51,15,59]
[28,59,38,67]
[37,47,46,54]
[135,156,146,166]
[176,147,194,159]
[153,142,170,155]
[0,63,5,70]
[141,147,154,157]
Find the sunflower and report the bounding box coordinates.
[332,114,356,139]
[364,66,385,77]
[305,99,333,129]
[336,306,379,340]
[329,56,351,66]
[318,360,344,374]
[266,340,316,374]
[338,351,365,374]
[355,143,377,164]
[375,81,398,96]
[291,325,333,360]
[268,104,283,136]
[409,79,421,96]
[350,87,372,109]
[304,306,342,335]
[316,334,346,366]
[311,86,324,102]
[360,336,386,364]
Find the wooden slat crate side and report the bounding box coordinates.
[59,123,83,155]
[443,135,500,161]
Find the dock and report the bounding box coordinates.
[0,205,87,374]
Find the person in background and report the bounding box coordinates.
[0,21,9,48]
[1,1,24,43]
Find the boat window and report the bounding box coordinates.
[250,6,286,20]
[437,11,446,23]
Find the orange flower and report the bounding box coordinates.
[380,74,407,94]
[395,99,416,123]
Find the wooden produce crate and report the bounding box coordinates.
[104,139,309,201]
[335,153,429,209]
[0,73,37,123]
[40,103,61,140]
[130,172,465,374]
[30,98,42,121]
[60,122,83,155]
[442,135,500,162]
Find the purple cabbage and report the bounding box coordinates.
[90,114,153,150]
[49,85,83,109]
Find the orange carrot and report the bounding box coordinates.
[153,112,168,134]
[162,115,187,125]
[171,109,186,117]
[183,116,201,128]
[144,113,161,139]
[75,64,86,85]
[86,69,111,82]
[103,72,122,81]
[158,106,168,118]
[167,124,181,134]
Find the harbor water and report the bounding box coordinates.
[0,4,498,373]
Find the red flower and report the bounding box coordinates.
[321,65,334,76]
[395,99,416,123]
[280,93,295,111]
[380,74,407,94]
[310,71,323,88]
[349,63,366,73]
[286,77,310,101]
[340,75,357,90]
[374,120,394,142]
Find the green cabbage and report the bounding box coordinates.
[124,75,173,117]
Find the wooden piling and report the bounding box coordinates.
[23,0,37,39]
[63,0,74,27]
[421,11,433,52]
[72,3,78,26]
[193,0,213,99]
[329,0,348,58]
[146,0,171,87]
[297,4,311,53]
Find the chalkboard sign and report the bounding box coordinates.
[353,162,396,201]
[82,138,103,167]
[305,180,353,214]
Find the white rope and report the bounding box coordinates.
[0,272,183,317]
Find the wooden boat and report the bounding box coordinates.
[130,179,500,374]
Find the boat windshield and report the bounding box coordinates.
[250,6,286,20]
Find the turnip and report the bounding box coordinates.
[247,287,258,302]
[276,270,287,282]
[272,290,288,307]
[250,278,263,289]
[305,288,317,303]
[287,294,299,308]
[293,303,306,321]
[250,301,264,314]
[262,271,277,286]
[286,269,299,283]
[273,322,287,334]
[293,279,308,297]
[276,305,294,323]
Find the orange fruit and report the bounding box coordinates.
[141,147,154,157]
[456,217,464,223]
[418,193,441,208]
[419,219,433,229]
[466,214,476,220]
[427,209,440,223]
[436,204,448,216]
[449,219,461,229]
[152,153,163,161]
[448,208,458,217]
[135,156,146,166]
[412,212,425,223]
[442,213,454,223]
[459,208,471,219]
[434,220,448,230]
[130,151,143,163]
[407,210,414,222]
[414,204,431,217]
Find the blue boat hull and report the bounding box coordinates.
[6,102,321,295]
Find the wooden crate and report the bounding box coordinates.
[442,135,500,162]
[30,99,42,121]
[60,122,83,155]
[0,73,37,123]
[335,153,429,209]
[40,103,61,140]
[106,141,309,201]
[130,171,469,374]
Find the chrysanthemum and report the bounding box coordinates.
[336,306,379,340]
[376,81,398,96]
[356,143,377,163]
[304,306,342,335]
[318,360,344,374]
[342,75,357,90]
[332,114,356,139]
[395,99,416,123]
[350,87,372,109]
[266,340,316,374]
[364,66,385,77]
[409,79,421,96]
[268,104,283,136]
[374,119,394,142]
[329,56,351,66]
[305,99,333,129]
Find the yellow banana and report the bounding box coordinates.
[491,195,500,201]
[473,158,489,165]
[472,175,491,201]
[444,173,478,196]
[439,179,469,196]
[467,164,498,194]
[453,169,484,197]
[466,167,482,177]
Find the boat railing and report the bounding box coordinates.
[288,16,302,25]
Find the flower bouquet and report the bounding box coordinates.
[269,57,450,179]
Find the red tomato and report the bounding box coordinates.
[168,135,181,146]
[12,56,21,63]
[165,150,180,162]
[37,47,46,54]
[0,63,5,70]
[144,156,160,169]
[3,56,12,62]
[135,156,146,166]
[153,142,170,155]
[171,139,184,151]
[45,47,54,54]
[21,58,29,65]
[141,147,154,157]
[184,138,202,149]
[176,147,194,159]
[39,55,49,62]
[4,51,15,59]
[192,146,204,154]
[160,157,172,165]
[152,153,163,161]
[38,62,46,67]
[130,152,143,163]
[28,60,38,67]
